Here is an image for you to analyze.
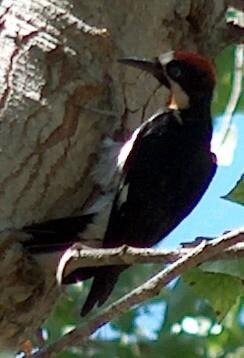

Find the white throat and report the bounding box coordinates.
[168,79,189,110]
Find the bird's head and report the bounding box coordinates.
[119,50,216,110]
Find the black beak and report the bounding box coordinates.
[118,57,170,89]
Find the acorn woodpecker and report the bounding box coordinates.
[24,50,217,317]
[78,50,217,316]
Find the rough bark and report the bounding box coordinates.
[0,0,242,351]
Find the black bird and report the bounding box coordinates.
[78,50,217,315]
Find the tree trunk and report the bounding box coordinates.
[0,0,241,351]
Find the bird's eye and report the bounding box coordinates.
[167,62,182,80]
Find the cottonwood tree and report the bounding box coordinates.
[0,0,243,356]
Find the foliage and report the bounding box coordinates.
[224,175,244,206]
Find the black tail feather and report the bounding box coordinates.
[23,214,94,254]
[80,265,127,317]
[22,215,129,316]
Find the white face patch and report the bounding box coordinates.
[158,51,189,110]
[158,51,174,66]
[169,79,189,110]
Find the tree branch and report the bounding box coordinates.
[32,227,244,358]
[56,231,244,283]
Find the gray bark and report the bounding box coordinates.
[0,0,241,352]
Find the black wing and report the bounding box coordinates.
[103,110,188,248]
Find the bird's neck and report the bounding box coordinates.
[169,90,213,122]
[180,102,213,146]
[182,103,212,121]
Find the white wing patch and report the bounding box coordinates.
[117,127,141,170]
[118,183,129,208]
[118,109,167,170]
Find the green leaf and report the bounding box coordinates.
[212,46,233,117]
[112,309,137,334]
[164,279,214,326]
[155,332,207,358]
[212,45,244,117]
[58,351,81,358]
[201,259,244,279]
[183,268,244,319]
[223,174,244,205]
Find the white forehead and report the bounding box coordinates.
[158,51,174,66]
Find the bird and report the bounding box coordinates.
[24,50,217,317]
[78,50,217,316]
